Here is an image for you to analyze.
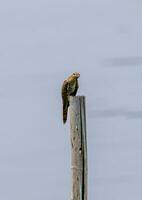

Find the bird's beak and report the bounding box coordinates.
[77,73,80,78]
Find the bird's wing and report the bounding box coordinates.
[62,80,68,100]
[61,80,69,123]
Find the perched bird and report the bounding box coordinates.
[61,72,80,124]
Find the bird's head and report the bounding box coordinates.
[72,72,80,79]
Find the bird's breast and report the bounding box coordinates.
[68,80,77,93]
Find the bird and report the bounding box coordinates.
[61,72,80,124]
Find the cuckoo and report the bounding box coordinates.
[61,72,80,124]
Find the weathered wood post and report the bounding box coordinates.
[69,96,88,200]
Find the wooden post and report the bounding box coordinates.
[69,96,88,200]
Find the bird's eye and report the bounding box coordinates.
[73,73,76,75]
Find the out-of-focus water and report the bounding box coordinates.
[0,0,142,199]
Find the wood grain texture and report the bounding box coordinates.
[69,96,88,200]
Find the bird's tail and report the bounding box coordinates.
[63,103,69,124]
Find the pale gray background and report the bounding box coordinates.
[0,0,142,199]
